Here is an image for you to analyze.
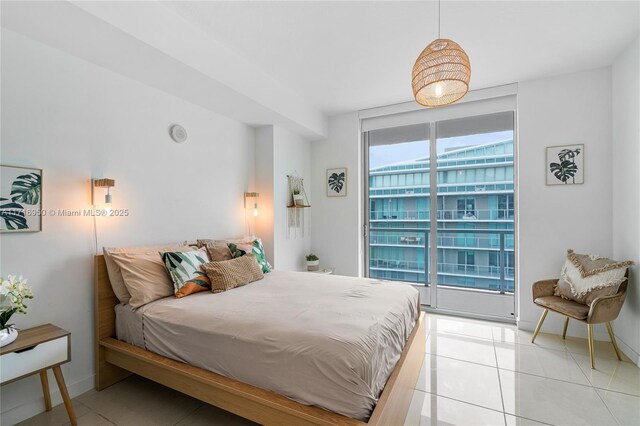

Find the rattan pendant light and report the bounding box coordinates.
[412,0,471,107]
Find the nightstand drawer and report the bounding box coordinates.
[0,335,69,383]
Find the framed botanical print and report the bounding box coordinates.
[546,144,584,185]
[1,165,42,232]
[327,167,347,197]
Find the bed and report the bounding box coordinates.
[95,255,426,425]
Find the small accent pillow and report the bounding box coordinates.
[196,241,233,262]
[161,248,211,298]
[196,239,215,248]
[554,249,634,305]
[201,254,264,293]
[197,236,256,248]
[228,239,271,273]
[207,245,233,261]
[215,235,257,245]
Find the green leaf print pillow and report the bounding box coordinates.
[161,248,211,298]
[228,239,271,273]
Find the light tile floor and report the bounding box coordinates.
[17,313,640,426]
[407,313,640,426]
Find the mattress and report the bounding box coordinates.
[115,270,419,421]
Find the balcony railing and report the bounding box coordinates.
[370,209,514,221]
[370,233,514,250]
[368,228,514,293]
[436,234,514,250]
[369,260,514,280]
[370,210,430,221]
[437,209,514,221]
[369,183,514,197]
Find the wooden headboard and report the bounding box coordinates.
[94,255,131,389]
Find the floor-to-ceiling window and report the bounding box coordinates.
[366,123,431,293]
[364,104,516,320]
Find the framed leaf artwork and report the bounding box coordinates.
[327,167,347,197]
[1,165,42,232]
[546,144,584,185]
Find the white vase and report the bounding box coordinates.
[307,260,320,271]
[293,194,305,206]
[0,327,18,347]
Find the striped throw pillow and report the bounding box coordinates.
[201,254,264,294]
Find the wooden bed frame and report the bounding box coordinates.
[95,255,425,425]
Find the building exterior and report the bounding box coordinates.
[368,139,515,292]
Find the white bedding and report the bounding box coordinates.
[115,270,419,421]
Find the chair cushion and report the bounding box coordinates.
[534,296,590,320]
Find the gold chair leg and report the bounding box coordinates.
[606,322,623,361]
[588,325,596,369]
[532,309,548,343]
[562,317,570,340]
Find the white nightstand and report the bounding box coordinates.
[0,324,76,425]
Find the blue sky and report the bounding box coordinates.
[369,131,512,169]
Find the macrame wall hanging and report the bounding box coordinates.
[286,174,310,239]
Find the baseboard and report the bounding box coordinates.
[0,374,95,426]
[615,335,640,367]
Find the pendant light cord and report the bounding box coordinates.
[438,0,441,39]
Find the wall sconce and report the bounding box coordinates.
[92,178,115,206]
[244,192,259,217]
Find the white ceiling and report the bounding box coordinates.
[165,1,640,115]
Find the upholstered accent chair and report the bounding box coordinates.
[531,270,629,369]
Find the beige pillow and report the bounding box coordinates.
[201,254,263,294]
[196,239,215,248]
[205,245,233,262]
[197,236,256,248]
[103,241,188,304]
[197,237,253,262]
[554,249,633,306]
[111,246,194,308]
[214,235,257,245]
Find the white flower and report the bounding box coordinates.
[0,275,33,325]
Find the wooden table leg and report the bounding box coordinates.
[39,370,52,411]
[52,365,77,426]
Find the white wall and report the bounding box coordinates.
[255,127,275,266]
[272,126,312,271]
[517,67,613,339]
[612,36,640,365]
[255,125,312,271]
[310,112,362,276]
[0,29,255,424]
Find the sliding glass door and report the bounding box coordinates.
[365,123,432,306]
[364,111,516,320]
